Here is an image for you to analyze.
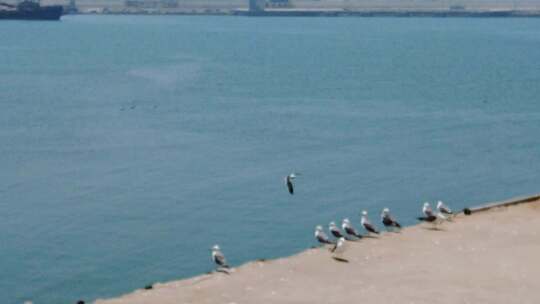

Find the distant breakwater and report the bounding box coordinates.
[234,9,540,17]
[69,9,540,17]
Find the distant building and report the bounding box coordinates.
[125,0,178,8]
[249,0,264,11]
[266,0,290,7]
[125,0,153,8]
[449,4,466,10]
[66,0,78,13]
[160,0,177,8]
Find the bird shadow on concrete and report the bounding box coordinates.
[216,268,231,275]
[332,257,349,263]
[313,245,335,249]
[421,226,446,231]
[362,235,379,239]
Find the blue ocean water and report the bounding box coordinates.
[1,15,540,303]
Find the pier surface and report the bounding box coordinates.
[96,197,540,304]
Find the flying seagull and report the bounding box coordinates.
[315,225,335,245]
[361,210,380,235]
[284,173,300,195]
[211,245,229,269]
[381,208,401,231]
[341,218,363,239]
[437,201,453,215]
[329,221,345,239]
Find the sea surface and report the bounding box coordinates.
[1,15,540,304]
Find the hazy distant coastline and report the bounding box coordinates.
[70,9,540,17]
[6,0,540,16]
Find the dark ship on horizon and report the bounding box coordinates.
[0,0,63,20]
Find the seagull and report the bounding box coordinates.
[211,245,229,269]
[315,225,335,245]
[361,210,380,235]
[381,208,401,231]
[331,237,346,253]
[417,202,446,225]
[341,218,363,239]
[330,237,348,262]
[329,221,345,239]
[437,201,453,215]
[284,173,300,195]
[420,202,436,218]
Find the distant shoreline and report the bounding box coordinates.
[96,194,540,304]
[235,9,540,17]
[67,9,540,17]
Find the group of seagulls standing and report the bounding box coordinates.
[314,201,452,260]
[314,209,401,259]
[211,173,454,270]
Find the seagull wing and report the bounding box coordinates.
[345,226,362,238]
[364,222,379,234]
[286,179,294,195]
[317,233,334,244]
[389,215,401,228]
[382,216,393,227]
[417,215,437,222]
[441,205,453,214]
[331,228,343,238]
[214,252,229,268]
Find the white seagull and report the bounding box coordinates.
[381,208,401,231]
[342,218,363,239]
[423,202,434,217]
[437,201,453,215]
[284,173,300,195]
[417,202,446,225]
[329,221,345,239]
[330,237,347,256]
[361,210,380,235]
[211,245,229,269]
[315,225,335,245]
